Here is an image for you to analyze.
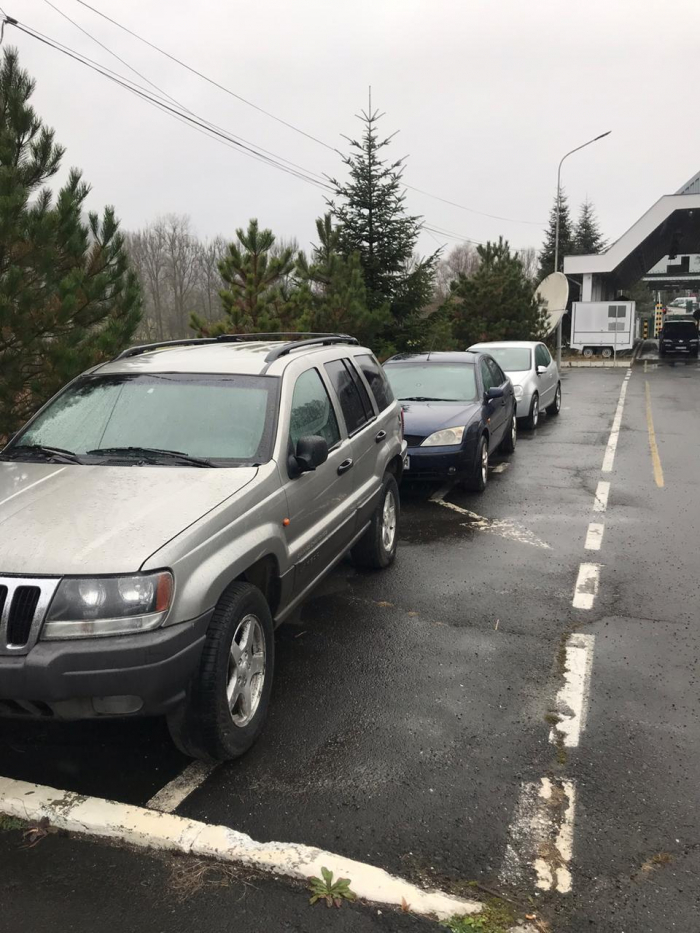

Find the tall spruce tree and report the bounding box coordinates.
[538,189,574,280]
[296,213,389,344]
[191,219,296,336]
[0,48,141,440]
[328,107,438,349]
[573,198,606,254]
[449,238,548,348]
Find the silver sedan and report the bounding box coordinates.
[467,341,561,429]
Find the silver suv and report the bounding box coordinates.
[0,334,405,760]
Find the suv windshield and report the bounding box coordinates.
[478,347,531,372]
[662,322,698,338]
[384,363,477,401]
[7,373,280,465]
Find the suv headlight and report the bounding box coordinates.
[513,385,524,400]
[421,426,465,446]
[42,571,173,640]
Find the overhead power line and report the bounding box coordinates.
[11,20,333,192]
[67,0,543,228]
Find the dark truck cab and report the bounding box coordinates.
[659,319,699,358]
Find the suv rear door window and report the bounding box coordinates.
[289,369,340,449]
[355,354,395,411]
[325,359,372,434]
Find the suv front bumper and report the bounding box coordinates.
[0,610,212,720]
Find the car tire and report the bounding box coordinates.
[523,392,539,430]
[167,582,275,761]
[465,434,488,492]
[351,473,399,570]
[499,412,517,453]
[546,382,562,416]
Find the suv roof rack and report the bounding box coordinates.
[263,334,358,363]
[114,333,357,362]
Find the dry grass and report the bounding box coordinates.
[166,856,255,902]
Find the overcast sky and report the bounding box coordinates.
[13,0,700,259]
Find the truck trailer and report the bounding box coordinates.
[570,301,636,358]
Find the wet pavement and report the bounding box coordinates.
[1,363,699,930]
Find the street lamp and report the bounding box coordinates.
[554,130,611,368]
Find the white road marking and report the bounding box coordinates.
[572,562,601,610]
[501,777,576,894]
[146,761,216,813]
[549,634,595,748]
[430,486,551,550]
[584,522,604,551]
[593,480,610,512]
[489,463,509,474]
[601,370,631,473]
[0,776,482,920]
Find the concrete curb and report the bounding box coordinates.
[0,776,482,920]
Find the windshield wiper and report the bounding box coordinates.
[1,444,82,464]
[398,396,461,402]
[85,446,214,467]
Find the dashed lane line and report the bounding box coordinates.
[0,776,482,921]
[550,634,595,748]
[593,480,610,512]
[572,562,601,610]
[146,761,217,813]
[584,522,604,551]
[601,369,632,473]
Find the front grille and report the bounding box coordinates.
[404,434,425,448]
[7,586,41,646]
[0,577,60,655]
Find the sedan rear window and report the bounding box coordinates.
[12,373,280,464]
[480,348,532,372]
[384,363,477,402]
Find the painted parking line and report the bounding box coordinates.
[601,370,632,473]
[429,486,551,549]
[501,777,576,894]
[0,775,482,920]
[644,381,664,488]
[572,563,601,610]
[593,480,610,512]
[584,522,604,551]
[146,761,216,813]
[550,634,595,748]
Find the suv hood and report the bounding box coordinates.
[0,462,258,575]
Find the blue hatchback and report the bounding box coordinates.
[384,351,517,491]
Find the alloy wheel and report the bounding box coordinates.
[381,490,397,552]
[227,614,266,727]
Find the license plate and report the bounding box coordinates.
[403,454,410,470]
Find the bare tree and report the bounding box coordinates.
[126,224,169,340]
[435,242,481,300]
[516,246,540,282]
[161,215,200,336]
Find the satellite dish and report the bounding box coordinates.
[536,272,569,335]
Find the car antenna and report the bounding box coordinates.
[426,335,437,362]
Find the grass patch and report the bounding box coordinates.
[0,815,26,833]
[544,712,561,726]
[442,897,517,933]
[167,857,245,902]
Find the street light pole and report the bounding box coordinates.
[554,130,611,369]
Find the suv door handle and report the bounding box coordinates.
[375,430,387,443]
[337,458,354,475]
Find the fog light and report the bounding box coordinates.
[448,466,457,474]
[92,696,143,715]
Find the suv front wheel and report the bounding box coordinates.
[168,582,275,761]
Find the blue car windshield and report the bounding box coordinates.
[385,363,477,402]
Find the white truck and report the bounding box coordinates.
[570,301,636,358]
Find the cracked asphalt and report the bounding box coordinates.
[1,362,698,931]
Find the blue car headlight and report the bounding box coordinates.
[421,426,466,446]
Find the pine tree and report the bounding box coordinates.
[0,48,141,440]
[328,107,438,349]
[191,219,296,336]
[538,190,574,280]
[296,214,390,344]
[449,238,548,348]
[573,199,606,254]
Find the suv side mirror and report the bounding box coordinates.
[289,435,328,477]
[486,386,504,400]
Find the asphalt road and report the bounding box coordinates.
[1,361,698,931]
